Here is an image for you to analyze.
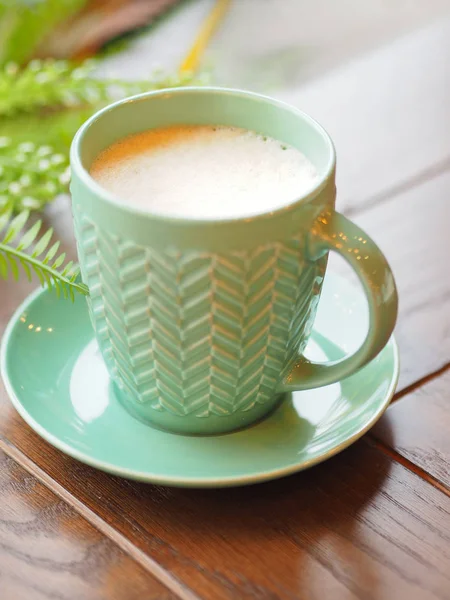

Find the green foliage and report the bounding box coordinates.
[0,0,87,66]
[0,137,70,213]
[0,59,101,117]
[0,104,98,151]
[0,59,204,214]
[0,209,89,300]
[0,58,204,119]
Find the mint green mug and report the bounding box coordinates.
[70,87,398,435]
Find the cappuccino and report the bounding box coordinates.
[90,125,318,219]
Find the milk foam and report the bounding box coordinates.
[90,126,318,219]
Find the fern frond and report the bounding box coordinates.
[0,209,89,300]
[0,137,70,213]
[0,59,206,119]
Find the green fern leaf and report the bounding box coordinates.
[0,209,11,230]
[19,257,32,281]
[42,269,54,292]
[3,210,29,244]
[31,263,45,287]
[69,267,81,283]
[43,241,60,264]
[7,255,19,280]
[61,260,74,276]
[32,228,53,257]
[52,276,61,298]
[51,253,66,269]
[0,209,89,299]
[0,253,8,278]
[60,277,69,299]
[17,219,41,250]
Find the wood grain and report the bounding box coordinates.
[3,101,450,600]
[2,11,450,599]
[1,408,449,600]
[0,449,177,600]
[327,168,450,390]
[372,371,450,490]
[209,0,450,93]
[281,17,450,211]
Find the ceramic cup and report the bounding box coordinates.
[70,87,398,435]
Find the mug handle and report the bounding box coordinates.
[279,211,398,392]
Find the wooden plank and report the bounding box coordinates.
[372,370,450,490]
[327,168,450,390]
[208,0,450,91]
[0,405,449,600]
[279,17,450,211]
[0,449,177,600]
[1,13,450,598]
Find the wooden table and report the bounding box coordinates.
[1,3,450,598]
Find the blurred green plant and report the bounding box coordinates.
[0,0,87,67]
[0,137,70,213]
[0,58,199,118]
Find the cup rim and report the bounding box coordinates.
[70,86,336,225]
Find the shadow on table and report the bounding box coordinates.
[0,393,394,598]
[144,423,394,597]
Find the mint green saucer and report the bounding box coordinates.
[1,273,399,488]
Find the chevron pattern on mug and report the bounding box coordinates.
[74,215,324,418]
